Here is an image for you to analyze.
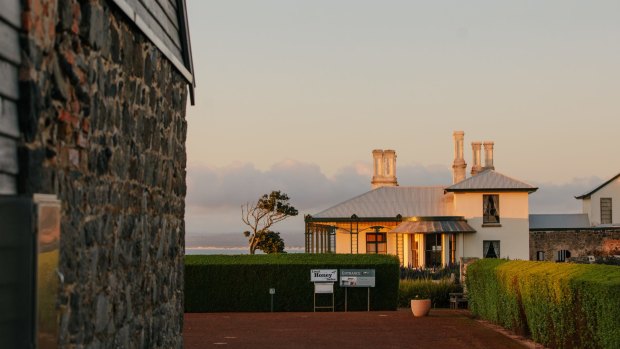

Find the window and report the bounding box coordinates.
[483,195,500,224]
[536,251,545,261]
[556,250,571,262]
[366,232,387,254]
[412,239,419,268]
[425,233,443,267]
[483,240,500,258]
[601,198,612,224]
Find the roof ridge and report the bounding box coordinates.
[575,172,620,199]
[445,169,537,191]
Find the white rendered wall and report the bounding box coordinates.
[583,177,620,226]
[454,192,530,260]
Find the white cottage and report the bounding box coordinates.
[576,173,620,226]
[305,131,537,267]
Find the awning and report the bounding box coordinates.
[389,220,476,234]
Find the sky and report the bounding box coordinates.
[183,1,620,246]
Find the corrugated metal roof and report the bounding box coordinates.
[445,170,537,192]
[390,220,476,234]
[312,186,454,219]
[529,214,590,230]
[575,172,620,199]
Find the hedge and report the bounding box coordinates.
[466,259,620,349]
[185,254,400,312]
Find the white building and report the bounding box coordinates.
[576,173,620,226]
[305,131,537,267]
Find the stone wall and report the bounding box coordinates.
[19,0,188,347]
[529,229,620,262]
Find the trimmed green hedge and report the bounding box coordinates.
[185,254,400,312]
[466,259,620,349]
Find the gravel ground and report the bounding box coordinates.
[184,309,540,349]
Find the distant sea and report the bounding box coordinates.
[186,246,305,255]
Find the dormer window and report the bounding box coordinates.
[483,194,500,224]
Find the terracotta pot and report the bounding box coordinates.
[411,299,431,317]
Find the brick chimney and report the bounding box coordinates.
[471,141,483,176]
[483,141,495,170]
[452,131,467,184]
[371,149,398,189]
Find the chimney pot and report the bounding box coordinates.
[371,149,398,189]
[471,141,483,176]
[483,141,495,170]
[452,131,467,184]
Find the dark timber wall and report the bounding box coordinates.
[18,0,189,347]
[0,0,21,194]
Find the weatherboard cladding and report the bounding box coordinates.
[445,170,537,192]
[313,186,454,219]
[111,0,195,87]
[0,0,20,194]
[529,214,591,230]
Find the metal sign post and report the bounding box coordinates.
[269,288,275,312]
[313,283,335,312]
[340,269,376,312]
[311,270,337,312]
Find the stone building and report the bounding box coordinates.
[305,131,538,267]
[530,173,620,262]
[1,0,194,348]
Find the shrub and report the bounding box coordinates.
[467,259,620,349]
[185,253,400,312]
[398,279,462,308]
[400,264,460,281]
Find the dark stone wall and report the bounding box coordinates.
[19,0,187,347]
[529,229,620,262]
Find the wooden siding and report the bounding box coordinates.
[0,0,21,28]
[111,0,193,85]
[0,0,20,195]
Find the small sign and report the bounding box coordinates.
[340,269,375,287]
[310,269,338,282]
[314,283,334,294]
[269,288,276,294]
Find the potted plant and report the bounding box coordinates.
[411,294,431,317]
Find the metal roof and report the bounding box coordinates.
[312,186,454,219]
[529,214,590,230]
[390,220,476,234]
[445,170,537,193]
[575,172,620,199]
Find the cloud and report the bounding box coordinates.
[186,160,454,210]
[185,160,604,246]
[185,160,454,240]
[186,160,365,210]
[529,176,603,214]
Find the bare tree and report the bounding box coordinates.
[242,191,298,254]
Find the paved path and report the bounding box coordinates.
[184,309,538,349]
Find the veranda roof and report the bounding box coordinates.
[390,218,476,234]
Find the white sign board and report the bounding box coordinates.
[314,282,334,294]
[340,269,376,287]
[310,269,338,282]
